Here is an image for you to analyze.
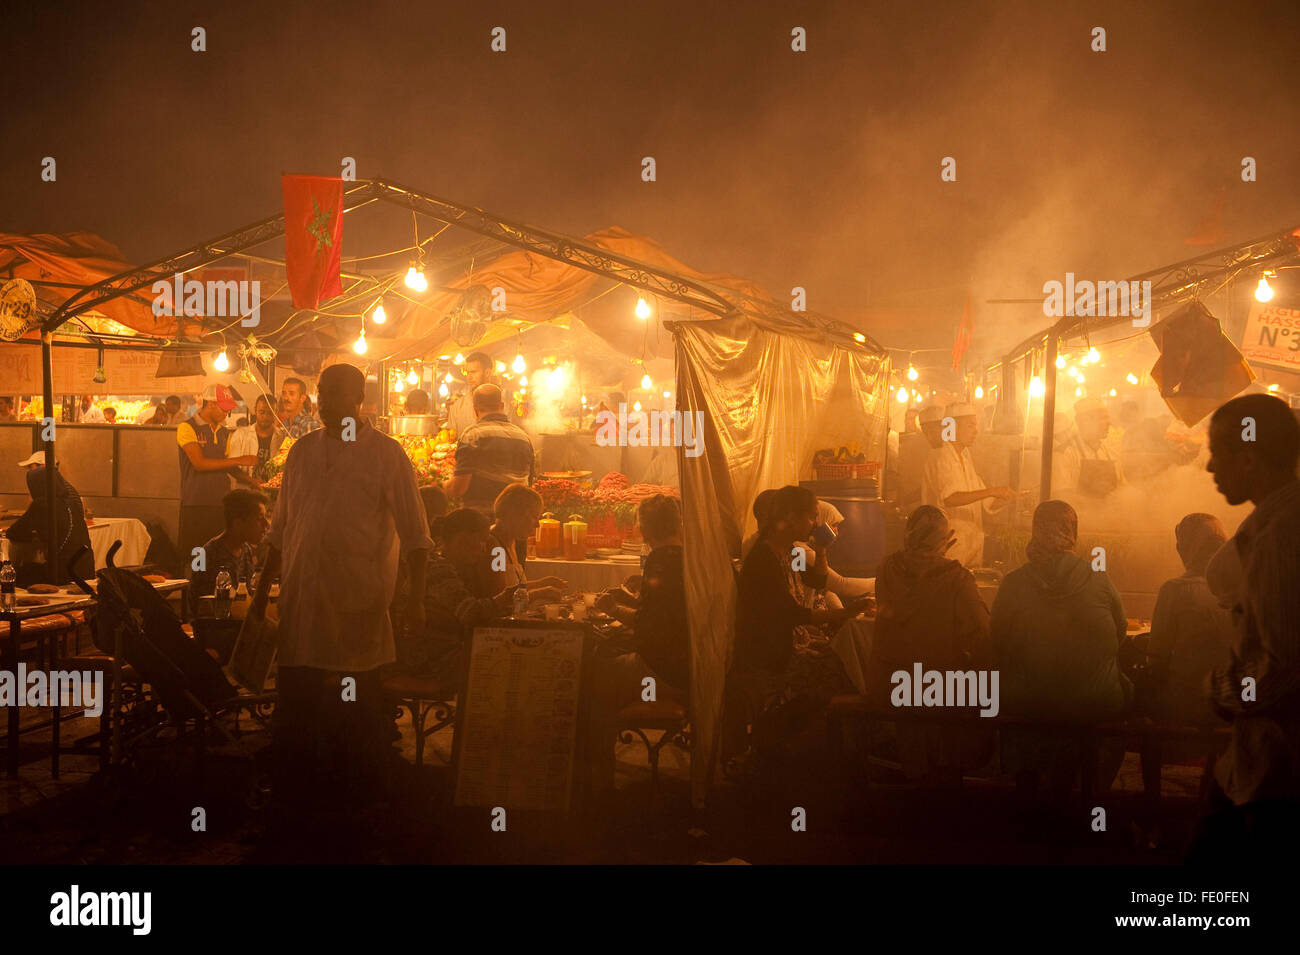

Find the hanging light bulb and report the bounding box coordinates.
[1109,388,1118,397]
[1029,376,1045,398]
[1256,273,1275,303]
[518,375,528,387]
[896,386,909,403]
[1067,366,1079,379]
[974,385,985,399]
[911,389,922,402]
[495,361,506,374]
[453,353,464,364]
[394,378,404,393]
[633,400,643,411]
[640,373,652,390]
[438,383,449,398]
[372,301,387,324]
[852,332,866,344]
[635,297,651,320]
[512,354,526,374]
[1126,373,1139,385]
[443,373,454,384]
[213,349,230,372]
[407,368,419,386]
[353,330,368,355]
[1055,355,1066,369]
[1087,347,1100,364]
[906,365,919,381]
[581,394,588,405]
[1075,386,1084,397]
[1267,383,1280,392]
[1076,373,1085,383]
[663,390,672,399]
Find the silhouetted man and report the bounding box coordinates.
[254,362,431,813]
[1191,393,1300,862]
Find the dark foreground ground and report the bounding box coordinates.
[0,708,1204,865]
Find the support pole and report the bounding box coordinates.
[1039,332,1059,503]
[41,330,61,583]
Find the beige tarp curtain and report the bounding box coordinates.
[675,316,890,806]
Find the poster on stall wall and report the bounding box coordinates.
[1240,302,1300,373]
[453,625,586,812]
[0,343,207,395]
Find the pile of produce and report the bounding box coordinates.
[259,436,297,493]
[397,434,458,487]
[534,471,679,532]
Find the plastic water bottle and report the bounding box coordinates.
[0,538,15,614]
[214,568,233,619]
[512,583,529,618]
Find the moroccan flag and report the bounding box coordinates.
[282,175,344,308]
[952,292,974,371]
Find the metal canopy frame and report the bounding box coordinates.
[978,224,1300,502]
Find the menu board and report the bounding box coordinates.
[453,624,586,811]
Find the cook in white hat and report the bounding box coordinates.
[17,450,52,470]
[919,399,1015,568]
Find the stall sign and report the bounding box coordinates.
[0,279,39,341]
[1240,302,1300,372]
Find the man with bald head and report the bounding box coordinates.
[444,382,536,516]
[254,361,432,810]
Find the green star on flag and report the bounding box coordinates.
[307,197,334,257]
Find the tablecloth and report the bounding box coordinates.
[88,517,151,569]
[528,556,636,593]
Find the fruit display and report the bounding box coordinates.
[395,434,458,487]
[534,471,679,543]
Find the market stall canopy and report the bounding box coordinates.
[0,232,179,337]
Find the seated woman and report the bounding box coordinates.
[7,464,94,586]
[734,485,860,708]
[591,495,690,793]
[868,505,993,783]
[465,483,567,599]
[992,500,1132,796]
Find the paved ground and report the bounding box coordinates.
[0,708,1206,865]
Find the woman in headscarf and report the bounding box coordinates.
[992,499,1132,796]
[6,465,95,586]
[868,505,994,783]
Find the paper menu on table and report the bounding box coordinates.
[453,625,585,811]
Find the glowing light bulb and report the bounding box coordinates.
[974,385,984,399]
[407,369,419,385]
[896,386,909,403]
[635,297,651,320]
[906,365,918,381]
[1256,275,1274,303]
[1075,387,1084,397]
[581,395,588,405]
[1126,373,1139,385]
[663,390,672,399]
[438,383,449,398]
[394,379,404,393]
[1109,388,1118,397]
[353,331,368,355]
[1087,347,1100,364]
[640,373,652,390]
[633,400,643,411]
[405,264,420,289]
[1076,373,1085,383]
[372,302,386,324]
[512,354,526,374]
[1268,383,1280,392]
[495,361,506,374]
[454,353,464,365]
[1029,376,1045,398]
[852,332,866,344]
[444,373,454,384]
[1055,355,1066,369]
[911,389,922,402]
[1067,366,1079,379]
[519,376,528,387]
[213,350,229,372]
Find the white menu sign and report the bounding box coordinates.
[453,625,585,811]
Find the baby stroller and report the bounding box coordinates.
[69,541,277,782]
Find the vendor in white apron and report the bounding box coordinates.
[920,402,1015,568]
[1056,397,1125,497]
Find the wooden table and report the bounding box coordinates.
[1,578,189,778]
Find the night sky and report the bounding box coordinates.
[5,0,1299,360]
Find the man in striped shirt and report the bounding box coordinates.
[445,384,535,517]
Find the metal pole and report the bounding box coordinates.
[40,330,60,583]
[1039,332,1059,502]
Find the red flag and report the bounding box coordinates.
[281,175,344,308]
[952,292,973,371]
